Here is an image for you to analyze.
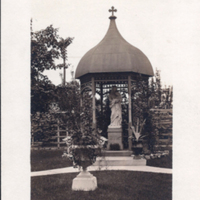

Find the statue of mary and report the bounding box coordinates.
[108,86,122,128]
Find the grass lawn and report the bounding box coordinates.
[31,149,73,171]
[31,150,172,200]
[31,171,172,200]
[31,149,172,171]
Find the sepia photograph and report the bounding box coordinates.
[31,2,173,199]
[2,0,200,200]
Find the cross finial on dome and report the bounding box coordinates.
[109,6,117,16]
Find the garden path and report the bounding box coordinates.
[31,166,172,177]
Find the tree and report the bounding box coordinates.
[31,25,60,81]
[31,23,77,143]
[58,38,74,85]
[31,81,81,143]
[155,69,162,105]
[53,80,81,130]
[31,23,73,114]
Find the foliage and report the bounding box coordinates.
[32,88,102,168]
[31,25,60,114]
[31,112,58,142]
[31,23,73,114]
[63,92,102,169]
[30,24,77,142]
[95,71,172,151]
[129,118,146,155]
[31,80,57,114]
[148,70,173,109]
[121,91,129,149]
[31,80,81,143]
[57,37,73,69]
[31,25,59,79]
[143,111,159,152]
[130,70,173,153]
[55,81,80,111]
[130,118,146,142]
[96,96,111,138]
[155,69,162,105]
[147,150,172,168]
[69,147,98,170]
[147,109,172,152]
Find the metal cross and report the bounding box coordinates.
[109,6,117,16]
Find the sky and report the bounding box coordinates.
[30,0,190,87]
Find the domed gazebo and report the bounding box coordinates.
[75,7,154,150]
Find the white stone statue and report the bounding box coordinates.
[108,86,122,127]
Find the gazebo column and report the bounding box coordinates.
[100,83,103,115]
[145,78,149,106]
[92,77,96,129]
[128,75,132,151]
[80,84,83,107]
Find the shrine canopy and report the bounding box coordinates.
[75,7,154,80]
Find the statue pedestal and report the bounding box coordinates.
[107,127,123,150]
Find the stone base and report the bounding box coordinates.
[72,170,97,191]
[102,150,132,157]
[93,157,146,166]
[107,127,123,150]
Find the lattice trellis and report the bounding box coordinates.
[81,81,92,94]
[79,72,151,150]
[96,83,128,101]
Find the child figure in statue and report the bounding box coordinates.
[108,86,122,127]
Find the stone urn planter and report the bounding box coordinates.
[63,135,100,191]
[130,118,146,159]
[63,133,106,191]
[71,146,98,191]
[132,140,143,159]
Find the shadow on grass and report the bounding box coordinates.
[31,171,172,200]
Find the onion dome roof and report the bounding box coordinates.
[75,11,154,79]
